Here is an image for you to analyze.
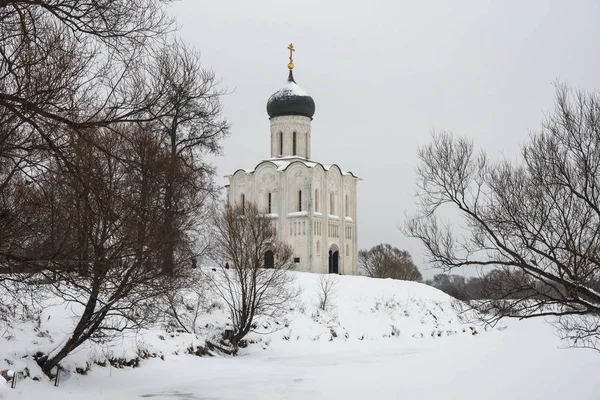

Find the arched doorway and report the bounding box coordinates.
[264,250,274,268]
[328,246,339,274]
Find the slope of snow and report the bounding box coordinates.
[268,273,475,347]
[0,272,477,381]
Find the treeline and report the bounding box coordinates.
[424,270,535,300]
[427,269,600,302]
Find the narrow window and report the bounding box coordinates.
[315,189,319,212]
[241,194,245,214]
[294,257,300,263]
[316,240,321,256]
[346,244,350,257]
[345,194,349,217]
[279,132,283,156]
[268,192,272,214]
[306,135,309,158]
[292,132,297,155]
[298,190,302,212]
[264,250,274,269]
[330,192,335,215]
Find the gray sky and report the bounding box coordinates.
[170,0,600,278]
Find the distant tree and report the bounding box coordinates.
[207,202,298,352]
[426,270,555,301]
[406,84,600,350]
[465,276,485,300]
[425,274,468,300]
[359,244,422,281]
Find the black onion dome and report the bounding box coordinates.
[266,70,315,119]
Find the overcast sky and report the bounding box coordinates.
[169,0,600,277]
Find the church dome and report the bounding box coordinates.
[266,70,315,119]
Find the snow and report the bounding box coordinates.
[239,158,356,176]
[266,213,279,218]
[269,80,309,99]
[6,318,600,399]
[344,216,353,222]
[287,211,308,217]
[270,159,291,171]
[267,158,318,172]
[2,272,600,399]
[328,214,339,220]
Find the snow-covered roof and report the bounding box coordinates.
[266,70,315,119]
[272,79,308,98]
[227,156,360,179]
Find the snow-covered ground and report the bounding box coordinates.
[2,272,600,399]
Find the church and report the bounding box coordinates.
[225,44,361,275]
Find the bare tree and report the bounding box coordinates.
[24,125,199,376]
[0,1,229,375]
[406,84,600,350]
[0,0,179,273]
[149,39,229,273]
[207,202,298,351]
[316,274,338,311]
[0,276,45,338]
[359,244,422,281]
[161,269,209,335]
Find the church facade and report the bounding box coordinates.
[225,45,360,275]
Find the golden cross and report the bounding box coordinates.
[287,43,295,69]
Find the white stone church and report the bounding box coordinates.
[226,45,360,275]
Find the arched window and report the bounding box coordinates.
[279,132,283,156]
[315,189,319,212]
[241,193,245,214]
[345,194,349,217]
[268,192,272,214]
[292,132,297,155]
[298,190,302,212]
[330,192,335,215]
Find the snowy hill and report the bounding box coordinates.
[266,272,478,345]
[0,272,482,391]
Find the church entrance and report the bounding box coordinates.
[264,250,274,268]
[328,247,339,274]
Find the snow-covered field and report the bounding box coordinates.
[2,272,600,399]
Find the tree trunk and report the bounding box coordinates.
[162,121,178,275]
[41,334,83,376]
[41,273,102,376]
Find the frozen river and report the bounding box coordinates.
[7,318,600,400]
